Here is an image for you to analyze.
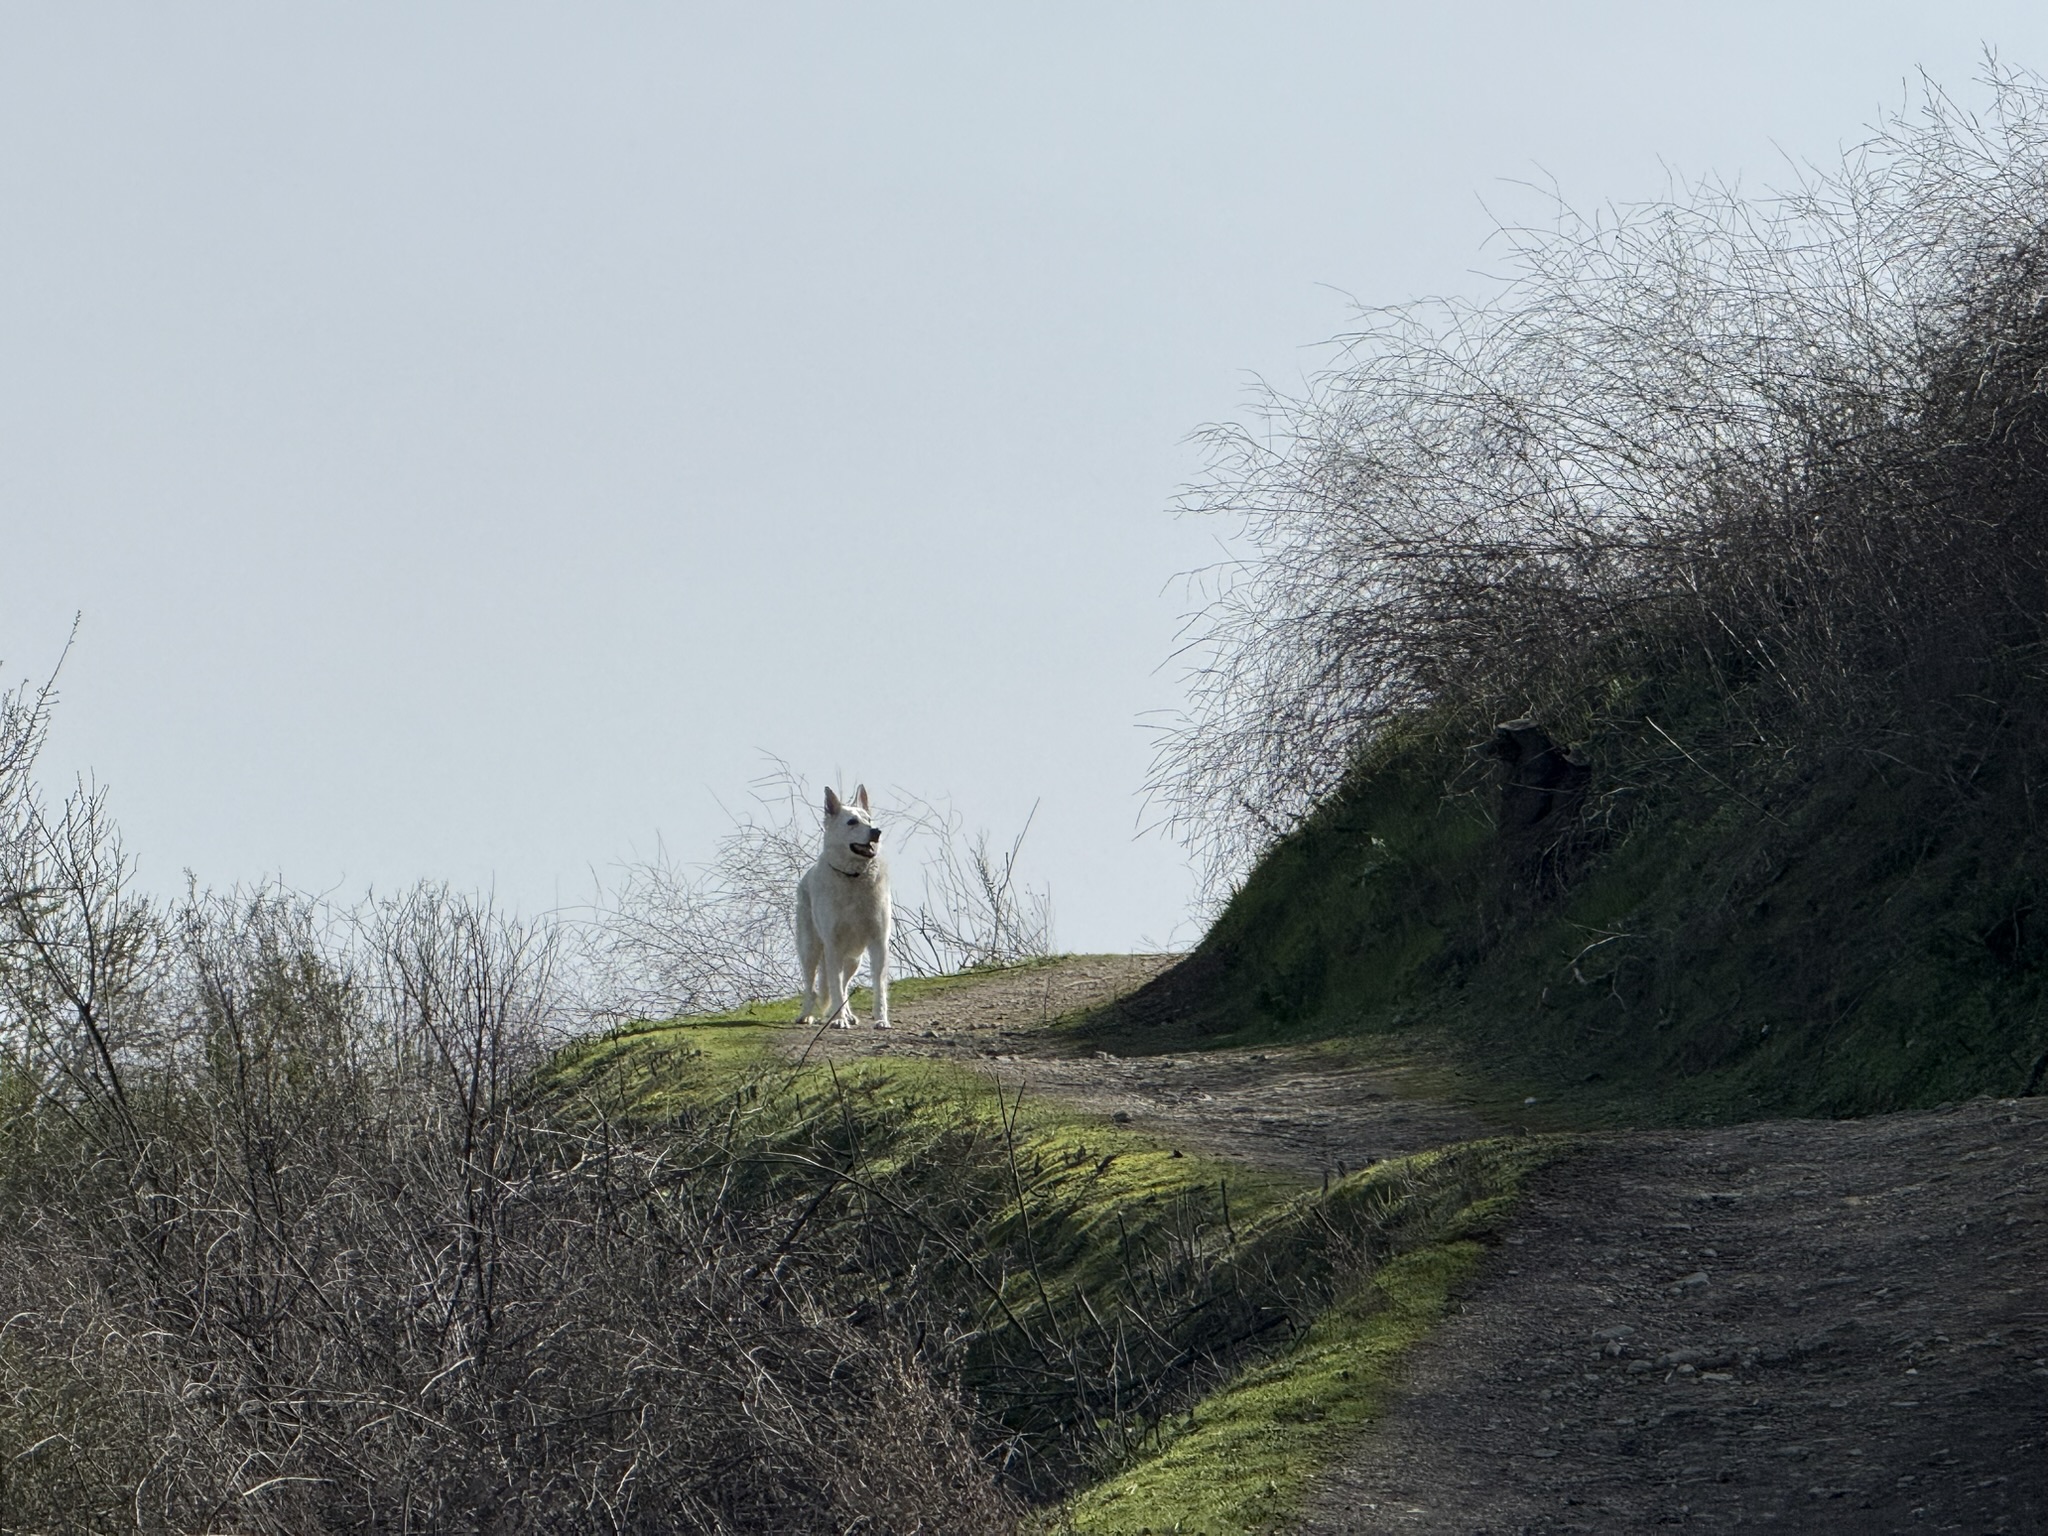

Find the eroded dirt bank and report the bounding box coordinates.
[781,958,2048,1533]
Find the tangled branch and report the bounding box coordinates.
[1155,64,2048,893]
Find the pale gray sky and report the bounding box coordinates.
[4,5,2045,949]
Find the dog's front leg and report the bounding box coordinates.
[822,939,854,1027]
[868,937,890,1028]
[795,892,823,1024]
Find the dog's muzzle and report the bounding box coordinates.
[851,832,879,858]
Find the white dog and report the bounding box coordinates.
[795,784,891,1029]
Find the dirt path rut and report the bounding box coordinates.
[786,958,2048,1533]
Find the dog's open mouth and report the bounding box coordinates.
[850,840,877,859]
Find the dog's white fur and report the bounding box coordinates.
[795,784,891,1029]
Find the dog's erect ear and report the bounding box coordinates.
[854,784,870,812]
[823,786,842,817]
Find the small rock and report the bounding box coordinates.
[1111,1110,1133,1124]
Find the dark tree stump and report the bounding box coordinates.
[1473,718,1589,838]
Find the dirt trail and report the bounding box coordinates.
[1298,1106,2048,1534]
[785,956,1488,1176]
[785,958,2048,1533]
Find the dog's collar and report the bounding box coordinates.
[834,862,870,880]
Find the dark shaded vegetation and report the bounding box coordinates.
[1115,718,2048,1123]
[1138,72,2048,1121]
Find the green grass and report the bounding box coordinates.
[539,987,1311,1487]
[536,981,1565,1506]
[1054,1244,1479,1536]
[1051,1135,1562,1535]
[536,962,1067,1117]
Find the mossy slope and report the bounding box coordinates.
[1052,1136,1555,1536]
[1116,719,2048,1125]
[540,990,1556,1514]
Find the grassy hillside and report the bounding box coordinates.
[1106,708,2048,1126]
[541,984,1562,1530]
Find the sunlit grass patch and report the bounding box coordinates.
[535,1014,781,1117]
[1048,1134,1567,1535]
[543,955,1076,1098]
[532,984,1313,1487]
[1054,1242,1480,1536]
[533,972,1569,1507]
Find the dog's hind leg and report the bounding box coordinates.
[795,892,823,1024]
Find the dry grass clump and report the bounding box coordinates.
[1156,66,2048,892]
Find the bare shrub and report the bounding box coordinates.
[1154,65,2048,892]
[0,831,1019,1531]
[0,663,168,1139]
[887,795,1054,977]
[583,762,1053,1021]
